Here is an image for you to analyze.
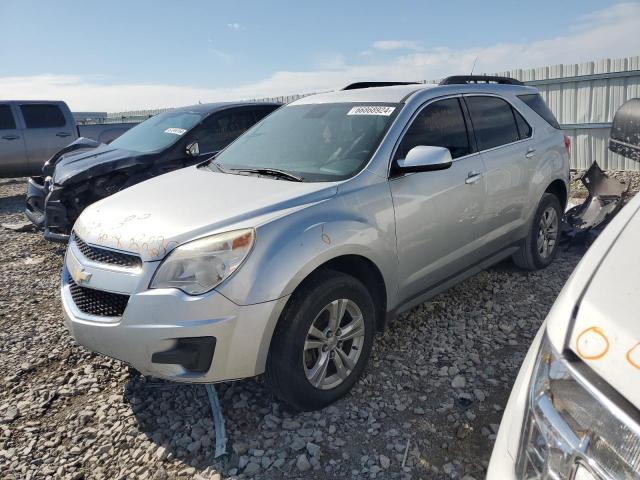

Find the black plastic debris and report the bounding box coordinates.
[564,162,628,245]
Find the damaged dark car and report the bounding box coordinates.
[25,101,281,241]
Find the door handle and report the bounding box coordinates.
[465,171,482,184]
[56,132,71,137]
[2,134,19,140]
[525,148,536,159]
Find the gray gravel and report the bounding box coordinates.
[1,175,638,480]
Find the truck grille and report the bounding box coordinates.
[68,278,130,317]
[72,232,142,269]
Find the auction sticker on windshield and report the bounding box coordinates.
[164,128,187,135]
[347,106,396,116]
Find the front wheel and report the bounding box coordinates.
[513,193,562,270]
[265,270,375,411]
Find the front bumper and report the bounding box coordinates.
[25,176,72,242]
[25,176,47,227]
[61,238,289,382]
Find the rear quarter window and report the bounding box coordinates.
[0,105,16,130]
[517,94,560,129]
[514,109,532,139]
[20,104,67,128]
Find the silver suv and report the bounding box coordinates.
[61,77,570,410]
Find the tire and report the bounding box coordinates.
[265,270,376,411]
[512,193,562,270]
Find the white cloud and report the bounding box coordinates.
[2,3,639,111]
[227,22,242,30]
[372,40,421,51]
[313,53,346,70]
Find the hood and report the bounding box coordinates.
[74,165,338,261]
[53,143,152,185]
[565,193,640,408]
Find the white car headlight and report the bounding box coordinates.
[518,334,640,479]
[150,229,254,295]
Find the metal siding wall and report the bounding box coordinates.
[498,56,640,171]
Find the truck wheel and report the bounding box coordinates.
[265,270,375,411]
[513,193,562,270]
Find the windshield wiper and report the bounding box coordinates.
[229,167,304,182]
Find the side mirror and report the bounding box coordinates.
[186,141,200,157]
[396,146,453,173]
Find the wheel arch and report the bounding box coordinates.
[544,178,568,210]
[280,254,388,333]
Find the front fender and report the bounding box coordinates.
[216,181,398,308]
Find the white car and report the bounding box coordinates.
[488,98,640,479]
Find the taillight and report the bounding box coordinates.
[563,135,571,158]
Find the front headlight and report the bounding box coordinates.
[150,229,254,295]
[518,335,640,479]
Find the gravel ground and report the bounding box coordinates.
[0,174,638,480]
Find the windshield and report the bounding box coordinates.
[109,110,204,153]
[211,103,400,181]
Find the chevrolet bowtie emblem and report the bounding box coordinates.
[70,263,92,284]
[77,269,92,283]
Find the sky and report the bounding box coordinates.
[1,0,639,112]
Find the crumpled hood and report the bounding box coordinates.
[53,143,151,185]
[74,165,338,261]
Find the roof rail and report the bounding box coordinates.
[342,81,421,90]
[439,75,523,86]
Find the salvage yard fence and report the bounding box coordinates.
[495,56,640,172]
[105,55,640,171]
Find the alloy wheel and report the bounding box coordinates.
[537,206,559,259]
[303,298,365,390]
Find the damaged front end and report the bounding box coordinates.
[25,140,154,242]
[25,138,102,241]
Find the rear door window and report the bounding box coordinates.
[195,109,258,153]
[517,94,560,129]
[465,96,520,150]
[20,104,66,128]
[0,105,16,130]
[395,98,470,160]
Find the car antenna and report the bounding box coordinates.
[470,57,478,75]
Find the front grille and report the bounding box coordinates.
[72,233,141,268]
[68,278,129,317]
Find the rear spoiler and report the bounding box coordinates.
[609,98,640,162]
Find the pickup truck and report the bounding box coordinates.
[0,100,134,177]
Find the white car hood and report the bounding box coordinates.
[544,191,640,409]
[73,165,337,261]
[567,201,640,407]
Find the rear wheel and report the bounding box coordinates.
[513,193,562,270]
[265,270,375,411]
